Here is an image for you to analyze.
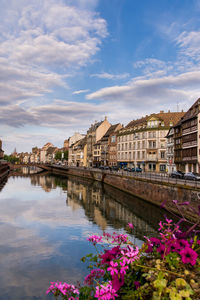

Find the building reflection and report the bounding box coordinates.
[66,176,164,240]
[11,169,169,239]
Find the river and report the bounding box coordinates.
[0,171,172,299]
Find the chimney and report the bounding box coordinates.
[105,116,107,121]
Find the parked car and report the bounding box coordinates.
[136,167,142,172]
[124,167,131,172]
[170,170,185,179]
[111,166,119,171]
[184,172,200,181]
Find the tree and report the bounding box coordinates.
[55,151,62,160]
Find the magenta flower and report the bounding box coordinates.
[175,239,190,251]
[157,244,170,258]
[128,223,134,229]
[107,261,118,276]
[87,235,102,245]
[100,246,121,265]
[95,281,118,300]
[84,269,105,285]
[180,247,198,266]
[112,273,125,291]
[134,281,141,290]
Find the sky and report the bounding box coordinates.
[1,0,200,154]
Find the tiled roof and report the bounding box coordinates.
[101,124,121,140]
[126,116,148,128]
[87,121,103,133]
[150,112,185,127]
[179,98,200,123]
[126,111,185,129]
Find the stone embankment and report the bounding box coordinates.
[0,161,10,179]
[38,165,199,222]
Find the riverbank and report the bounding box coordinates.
[42,165,200,222]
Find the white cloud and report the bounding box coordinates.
[73,89,90,95]
[0,0,107,106]
[87,70,200,112]
[91,72,130,80]
[176,31,200,61]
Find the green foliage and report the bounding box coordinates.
[55,151,62,160]
[55,151,68,160]
[4,154,19,164]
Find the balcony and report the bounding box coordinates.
[146,155,158,162]
[182,140,197,149]
[182,156,197,161]
[182,126,197,136]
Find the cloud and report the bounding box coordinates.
[87,70,200,112]
[91,72,130,80]
[0,0,107,106]
[176,31,200,61]
[72,89,90,95]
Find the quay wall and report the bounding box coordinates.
[0,162,10,179]
[36,165,200,221]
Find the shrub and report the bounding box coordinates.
[46,218,200,299]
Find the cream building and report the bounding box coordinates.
[117,111,184,172]
[86,117,111,167]
[40,142,54,163]
[68,137,87,167]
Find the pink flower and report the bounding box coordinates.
[128,223,134,229]
[107,261,118,276]
[112,273,125,291]
[95,281,118,300]
[180,247,198,266]
[87,235,102,245]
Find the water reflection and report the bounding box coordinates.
[0,173,170,300]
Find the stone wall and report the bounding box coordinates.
[41,166,200,222]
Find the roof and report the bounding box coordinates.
[179,98,200,123]
[100,124,121,142]
[125,111,185,129]
[87,121,103,133]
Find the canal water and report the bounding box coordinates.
[0,171,171,300]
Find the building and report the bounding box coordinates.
[93,123,122,167]
[0,140,4,159]
[40,142,54,163]
[68,137,87,167]
[166,127,176,173]
[69,133,85,147]
[174,98,200,173]
[86,117,111,167]
[117,111,184,172]
[63,139,69,150]
[108,124,123,166]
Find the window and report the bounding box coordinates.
[111,135,116,143]
[160,164,166,171]
[129,142,132,150]
[160,151,165,159]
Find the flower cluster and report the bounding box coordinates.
[47,220,200,299]
[46,282,79,299]
[146,218,199,266]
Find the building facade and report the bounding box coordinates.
[166,127,176,173]
[174,99,200,173]
[117,111,184,172]
[86,117,111,167]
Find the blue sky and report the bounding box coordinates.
[1,0,200,153]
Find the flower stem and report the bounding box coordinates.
[135,264,184,278]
